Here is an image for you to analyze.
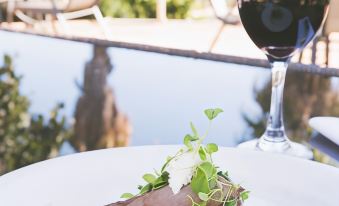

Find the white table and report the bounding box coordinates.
[309,117,339,146]
[0,145,338,206]
[309,117,339,161]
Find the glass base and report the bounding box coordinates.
[237,139,313,159]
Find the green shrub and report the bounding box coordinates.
[167,0,193,19]
[99,0,193,19]
[0,55,71,175]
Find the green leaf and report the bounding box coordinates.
[190,122,199,137]
[240,191,250,201]
[198,192,209,201]
[120,193,134,199]
[184,134,194,150]
[224,198,237,206]
[142,173,156,183]
[160,171,169,181]
[206,143,218,154]
[153,172,169,189]
[153,181,168,189]
[191,167,210,194]
[199,162,216,178]
[198,146,207,160]
[139,183,153,195]
[184,134,199,151]
[204,108,224,120]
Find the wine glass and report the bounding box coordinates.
[237,0,329,159]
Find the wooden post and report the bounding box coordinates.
[156,0,167,22]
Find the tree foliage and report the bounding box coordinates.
[0,55,71,175]
[99,0,193,19]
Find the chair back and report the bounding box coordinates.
[209,0,237,18]
[65,0,99,12]
[323,0,339,36]
[13,0,69,11]
[209,0,228,18]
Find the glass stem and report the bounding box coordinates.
[267,61,287,139]
[258,61,290,151]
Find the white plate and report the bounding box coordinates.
[309,117,339,146]
[0,146,338,206]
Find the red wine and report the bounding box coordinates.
[238,0,329,61]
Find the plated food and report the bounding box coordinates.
[108,109,249,206]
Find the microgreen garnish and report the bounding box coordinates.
[204,108,224,121]
[121,108,249,205]
[120,193,134,199]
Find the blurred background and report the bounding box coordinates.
[0,0,338,175]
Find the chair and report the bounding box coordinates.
[300,0,339,66]
[209,0,240,52]
[5,0,109,38]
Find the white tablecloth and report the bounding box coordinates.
[0,145,338,206]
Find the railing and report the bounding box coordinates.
[1,25,338,77]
